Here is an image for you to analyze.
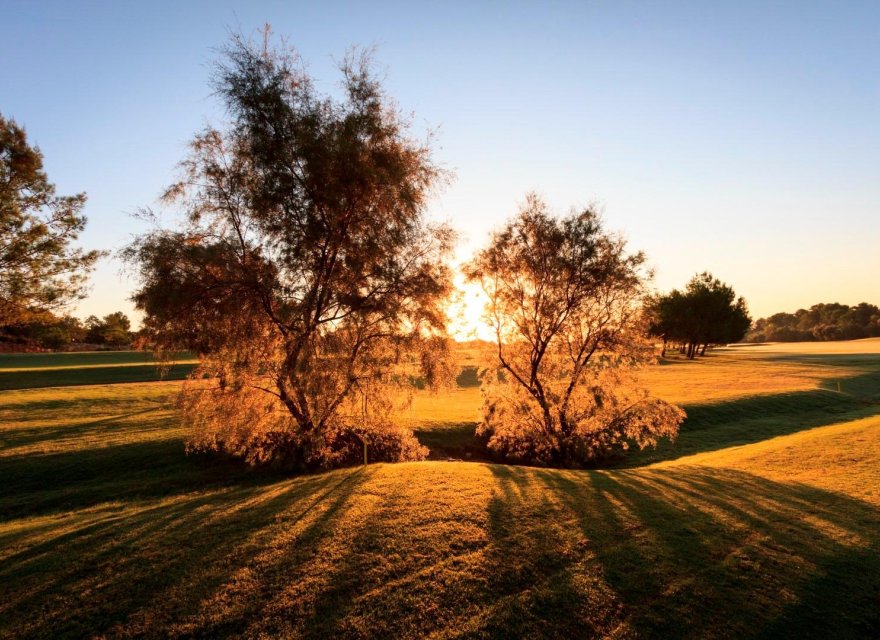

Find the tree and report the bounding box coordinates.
[465,194,684,467]
[100,311,132,346]
[648,273,750,359]
[30,314,85,349]
[645,289,686,357]
[125,33,455,469]
[84,311,132,346]
[0,114,102,325]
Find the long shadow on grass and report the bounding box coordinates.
[618,367,880,468]
[259,464,503,639]
[0,436,272,520]
[0,388,175,421]
[490,465,880,639]
[0,406,166,451]
[750,352,880,368]
[5,460,878,639]
[0,466,372,640]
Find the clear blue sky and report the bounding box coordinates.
[2,0,878,330]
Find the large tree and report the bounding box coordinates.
[465,194,684,466]
[0,114,102,325]
[126,34,456,469]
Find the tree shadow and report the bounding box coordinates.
[0,435,285,521]
[530,465,880,638]
[470,465,623,638]
[0,385,175,421]
[751,352,880,368]
[4,459,879,639]
[0,406,166,451]
[0,466,373,640]
[250,463,496,639]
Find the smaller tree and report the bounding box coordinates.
[0,114,103,325]
[83,312,132,346]
[645,290,686,357]
[465,194,684,467]
[32,314,85,349]
[648,273,750,359]
[1,311,90,350]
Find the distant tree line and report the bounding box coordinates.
[646,273,751,359]
[0,311,134,350]
[745,303,880,343]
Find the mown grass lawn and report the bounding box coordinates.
[0,351,196,391]
[1,342,879,639]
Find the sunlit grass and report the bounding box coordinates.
[1,342,879,638]
[403,388,482,459]
[640,350,858,405]
[657,414,880,506]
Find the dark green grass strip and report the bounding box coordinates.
[0,351,190,370]
[0,363,197,391]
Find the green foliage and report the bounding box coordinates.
[466,194,684,466]
[647,272,751,358]
[1,312,83,349]
[84,311,133,346]
[0,114,103,325]
[747,302,880,342]
[1,310,133,350]
[125,33,454,469]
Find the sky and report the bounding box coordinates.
[2,0,878,337]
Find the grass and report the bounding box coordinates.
[1,342,879,638]
[406,387,482,459]
[0,350,191,369]
[0,351,196,391]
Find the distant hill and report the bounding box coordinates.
[746,302,880,342]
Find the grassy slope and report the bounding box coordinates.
[1,344,879,638]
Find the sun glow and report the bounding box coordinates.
[446,275,492,342]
